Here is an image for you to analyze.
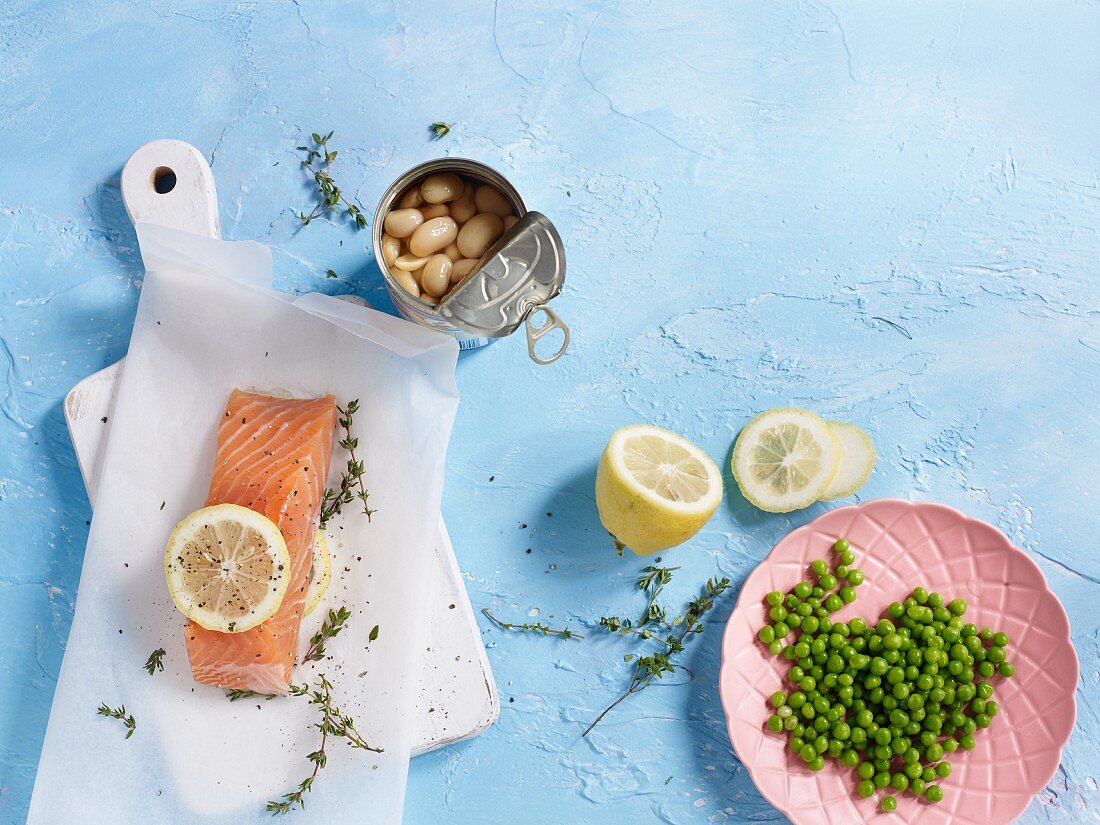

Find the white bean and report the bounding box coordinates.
[457,213,504,258]
[502,215,518,231]
[474,185,514,217]
[450,188,477,223]
[421,173,465,204]
[443,242,462,261]
[420,292,440,306]
[393,253,430,271]
[420,202,450,219]
[408,216,458,257]
[392,268,420,297]
[421,254,452,297]
[398,187,424,209]
[383,208,423,239]
[381,233,401,267]
[450,258,479,283]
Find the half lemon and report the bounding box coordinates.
[731,408,841,513]
[164,503,290,633]
[595,424,723,555]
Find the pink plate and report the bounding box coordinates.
[719,499,1078,824]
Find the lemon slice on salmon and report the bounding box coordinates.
[303,529,332,616]
[595,424,723,555]
[731,408,841,513]
[164,504,290,633]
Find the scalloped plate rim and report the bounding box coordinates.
[718,498,1079,824]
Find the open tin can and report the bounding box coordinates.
[372,158,570,364]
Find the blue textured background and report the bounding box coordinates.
[1,2,1097,823]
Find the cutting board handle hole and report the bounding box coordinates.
[151,166,177,194]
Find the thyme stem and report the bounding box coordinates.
[481,608,584,640]
[97,703,136,739]
[296,131,367,229]
[319,400,374,531]
[143,647,166,675]
[584,571,730,736]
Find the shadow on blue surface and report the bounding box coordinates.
[0,400,90,820]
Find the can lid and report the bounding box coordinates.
[438,211,569,364]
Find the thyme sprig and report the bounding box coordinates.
[97,703,136,739]
[481,608,584,640]
[302,606,351,663]
[319,400,375,530]
[225,688,278,702]
[143,647,166,675]
[584,570,731,736]
[296,131,367,229]
[429,121,453,140]
[266,676,383,815]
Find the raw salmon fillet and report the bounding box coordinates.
[184,389,337,694]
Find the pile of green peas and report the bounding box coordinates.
[759,538,1014,813]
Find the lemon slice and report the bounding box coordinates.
[164,503,290,633]
[595,424,723,555]
[303,529,332,616]
[731,408,841,513]
[820,422,876,500]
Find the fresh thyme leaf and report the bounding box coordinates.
[296,132,367,229]
[267,675,382,814]
[584,569,731,736]
[429,121,453,140]
[303,606,351,663]
[318,399,375,530]
[368,624,379,642]
[481,608,584,640]
[325,269,338,279]
[143,647,166,675]
[225,688,278,702]
[97,702,136,739]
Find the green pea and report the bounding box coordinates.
[858,761,875,780]
[857,779,875,798]
[766,591,783,607]
[925,784,944,803]
[766,714,783,732]
[847,568,865,586]
[999,661,1014,677]
[758,625,775,645]
[793,582,812,599]
[880,795,897,813]
[833,538,850,553]
[948,598,967,616]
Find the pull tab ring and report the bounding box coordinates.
[525,305,570,365]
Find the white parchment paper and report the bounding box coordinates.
[28,225,459,824]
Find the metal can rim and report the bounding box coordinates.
[372,158,527,318]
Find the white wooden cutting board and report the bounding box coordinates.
[65,140,497,755]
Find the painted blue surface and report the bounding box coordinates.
[1,2,1097,823]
